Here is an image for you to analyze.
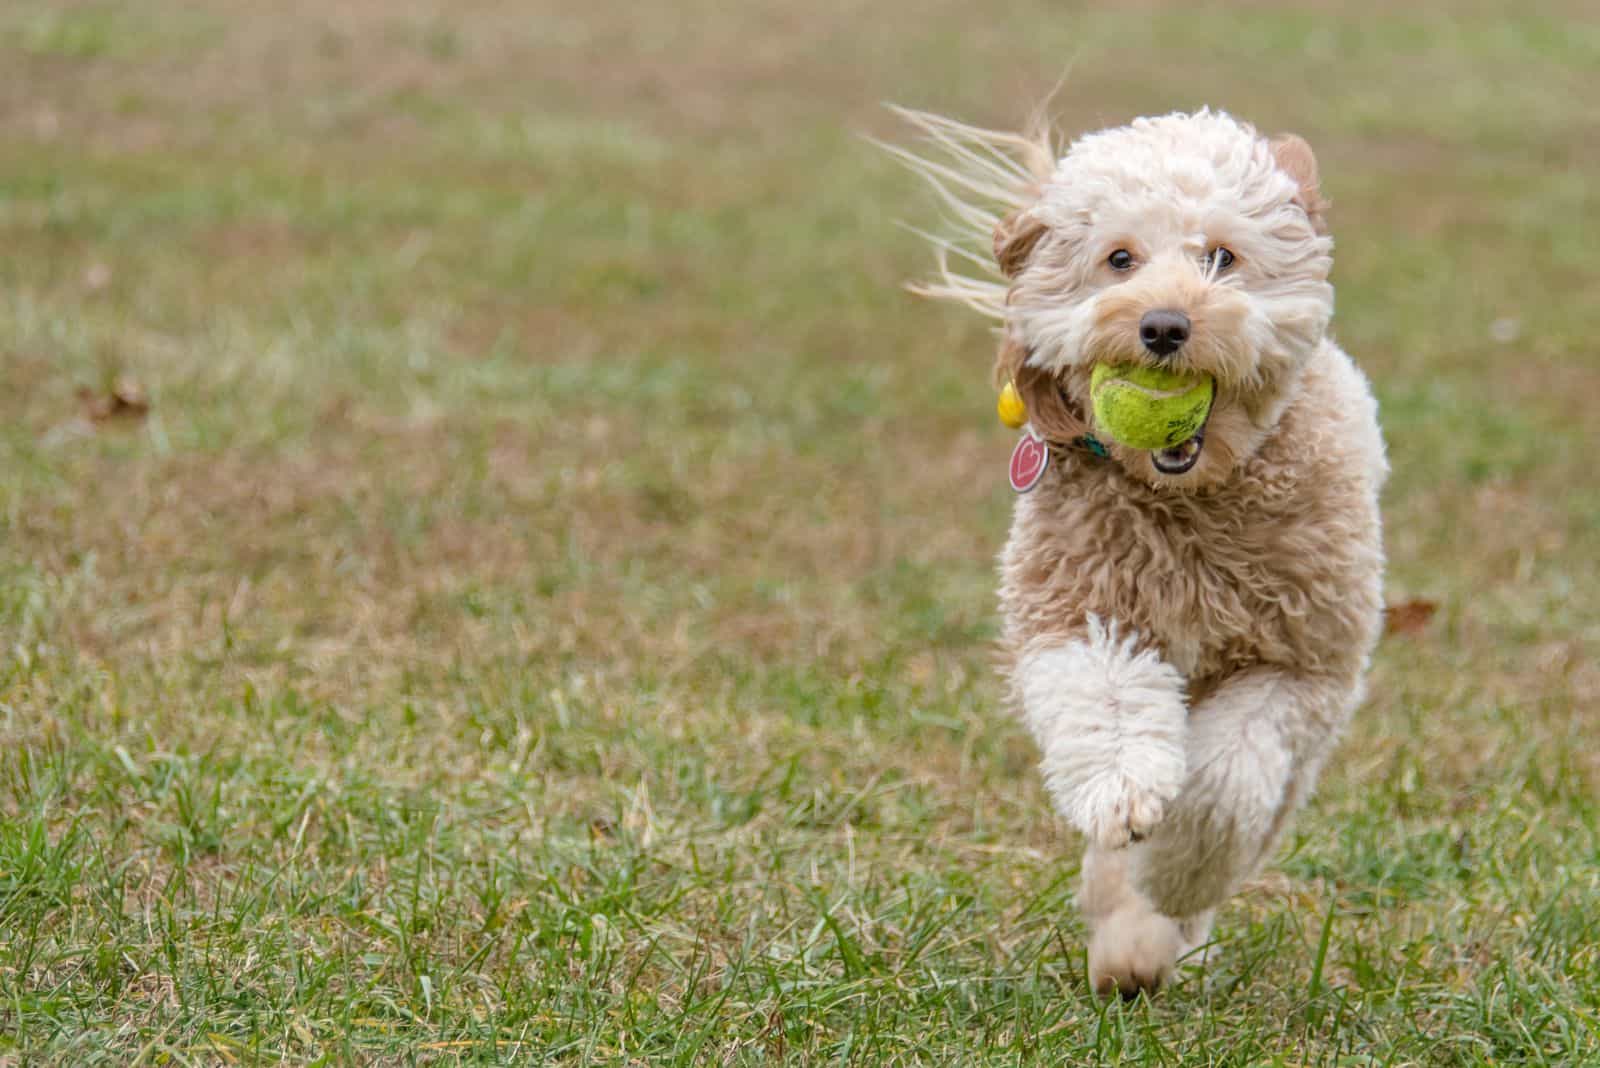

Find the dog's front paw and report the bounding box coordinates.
[1021,627,1190,849]
[1037,731,1186,849]
[1062,770,1175,850]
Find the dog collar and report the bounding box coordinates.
[998,377,1109,459]
[1008,428,1110,492]
[999,378,1109,492]
[1065,434,1110,459]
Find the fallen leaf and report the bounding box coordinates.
[1384,599,1438,636]
[78,376,149,423]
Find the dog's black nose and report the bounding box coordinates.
[1139,309,1191,357]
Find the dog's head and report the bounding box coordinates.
[994,110,1333,488]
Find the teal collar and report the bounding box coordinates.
[1067,434,1110,459]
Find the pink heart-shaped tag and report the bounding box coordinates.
[1009,430,1049,493]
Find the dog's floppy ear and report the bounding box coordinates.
[993,210,1048,278]
[994,333,1092,442]
[1271,134,1328,235]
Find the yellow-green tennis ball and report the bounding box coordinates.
[1089,364,1215,451]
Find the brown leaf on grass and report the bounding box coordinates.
[1384,599,1438,636]
[78,377,149,423]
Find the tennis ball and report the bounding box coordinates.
[1089,364,1214,450]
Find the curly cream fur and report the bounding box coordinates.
[899,108,1386,996]
[1019,618,1188,849]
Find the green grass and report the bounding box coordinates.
[2,0,1599,1062]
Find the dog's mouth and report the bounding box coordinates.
[1151,428,1205,474]
[1147,380,1216,475]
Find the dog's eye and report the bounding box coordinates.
[1205,246,1236,272]
[1107,249,1134,271]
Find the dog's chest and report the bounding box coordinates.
[1007,460,1362,682]
[1115,492,1304,677]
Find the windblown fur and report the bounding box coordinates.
[896,107,1386,997]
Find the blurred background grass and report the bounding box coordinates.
[1,1,1597,1063]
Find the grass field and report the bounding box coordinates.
[2,1,1599,1063]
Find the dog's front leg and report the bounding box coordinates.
[1017,619,1188,849]
[1134,667,1357,917]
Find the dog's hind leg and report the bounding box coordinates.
[1131,668,1359,919]
[1081,844,1216,997]
[1080,844,1182,997]
[1080,846,1217,997]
